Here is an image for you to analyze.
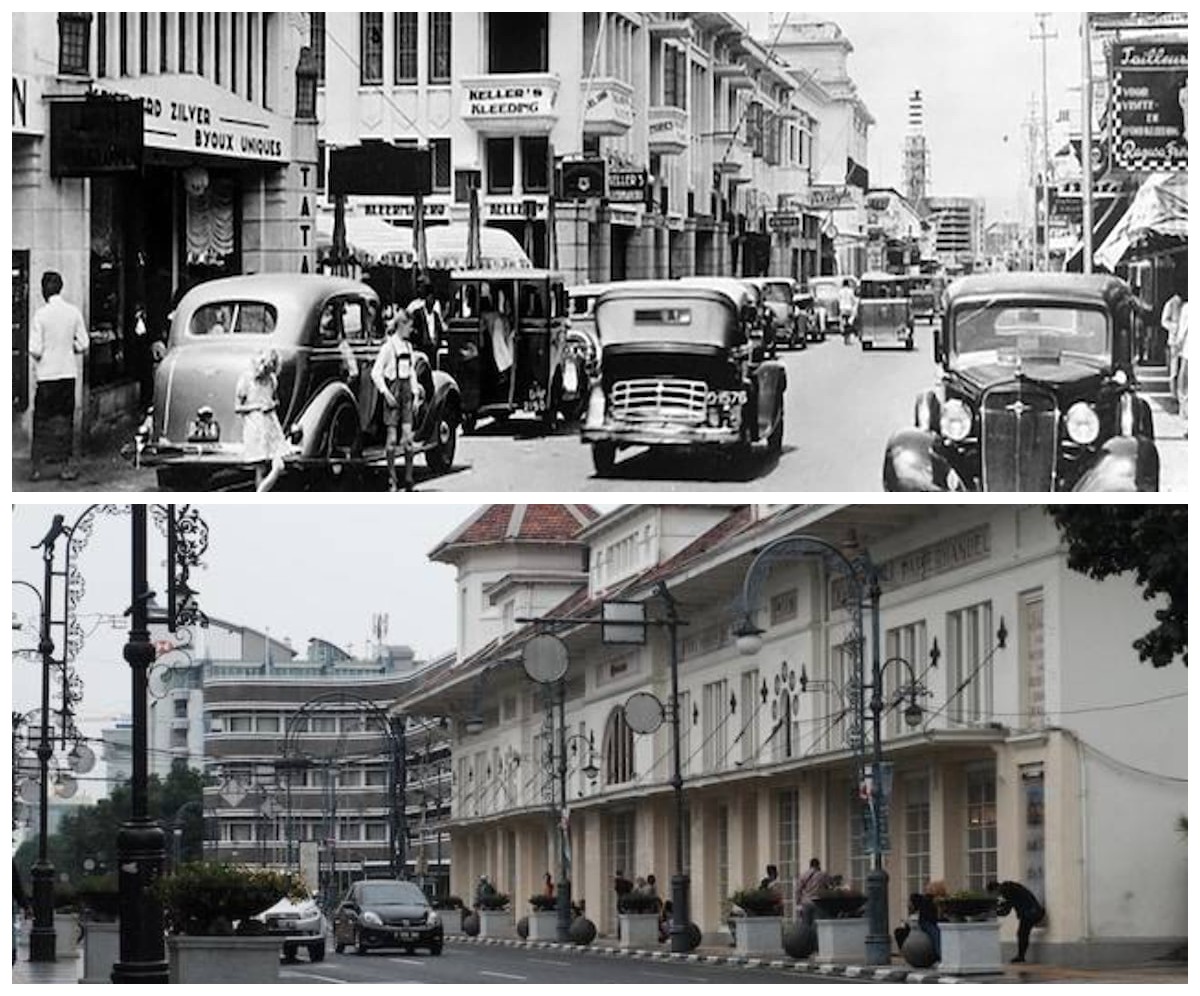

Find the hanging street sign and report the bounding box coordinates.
[1109,41,1188,172]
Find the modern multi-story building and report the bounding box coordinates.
[314,13,868,286]
[141,614,452,898]
[396,503,1186,966]
[12,12,320,449]
[926,196,985,269]
[865,188,930,273]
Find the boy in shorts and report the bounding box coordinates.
[371,311,422,491]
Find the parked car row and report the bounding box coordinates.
[130,269,1160,492]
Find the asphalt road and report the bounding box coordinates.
[277,938,863,985]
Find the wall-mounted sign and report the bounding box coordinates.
[50,96,143,177]
[808,185,854,210]
[608,168,647,203]
[487,196,547,221]
[12,73,43,136]
[831,524,992,606]
[360,197,451,220]
[768,212,800,231]
[461,80,559,134]
[1110,41,1188,172]
[648,105,688,155]
[584,81,634,135]
[89,73,291,163]
[330,145,432,197]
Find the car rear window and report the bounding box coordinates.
[634,308,692,325]
[190,302,278,336]
[763,284,791,303]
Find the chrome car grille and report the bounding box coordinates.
[981,386,1058,491]
[610,378,707,425]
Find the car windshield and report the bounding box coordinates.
[952,301,1109,365]
[762,283,791,303]
[811,284,839,303]
[190,301,277,336]
[359,882,426,906]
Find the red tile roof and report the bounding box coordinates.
[431,504,598,559]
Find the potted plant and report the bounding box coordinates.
[527,894,559,941]
[155,862,306,984]
[433,896,465,935]
[810,882,868,965]
[475,891,512,939]
[936,890,998,922]
[77,874,120,984]
[728,887,784,956]
[616,892,661,949]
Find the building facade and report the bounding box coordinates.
[397,504,1186,966]
[12,12,319,448]
[315,13,868,288]
[926,195,985,270]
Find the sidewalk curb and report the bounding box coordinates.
[446,935,973,983]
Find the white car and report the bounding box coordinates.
[255,894,329,963]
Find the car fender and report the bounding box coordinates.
[292,381,360,458]
[755,362,787,437]
[1072,435,1160,492]
[882,428,964,492]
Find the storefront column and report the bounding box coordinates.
[580,811,604,933]
[625,224,656,280]
[589,210,612,283]
[242,122,318,275]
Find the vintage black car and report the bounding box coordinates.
[134,275,462,490]
[333,879,443,956]
[581,279,787,477]
[883,273,1160,491]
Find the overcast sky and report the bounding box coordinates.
[748,10,1094,222]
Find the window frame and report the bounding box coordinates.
[428,12,451,84]
[394,12,418,85]
[360,12,384,86]
[486,136,515,195]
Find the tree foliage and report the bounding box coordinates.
[1048,505,1187,668]
[14,760,208,890]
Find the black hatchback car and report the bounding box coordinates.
[333,879,444,956]
[883,273,1160,491]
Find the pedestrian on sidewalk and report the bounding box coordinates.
[839,280,858,345]
[988,879,1046,963]
[371,311,423,492]
[613,869,633,940]
[235,348,290,492]
[543,872,555,899]
[13,861,30,963]
[794,857,831,927]
[28,271,89,482]
[894,891,941,962]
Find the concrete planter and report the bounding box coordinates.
[438,908,464,935]
[814,917,868,964]
[734,915,783,957]
[939,921,1002,975]
[618,913,660,949]
[81,920,119,984]
[53,913,81,955]
[527,911,559,941]
[167,934,281,984]
[478,909,514,940]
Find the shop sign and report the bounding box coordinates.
[808,185,854,210]
[584,82,634,133]
[648,105,688,154]
[50,96,143,177]
[487,196,547,221]
[608,203,642,227]
[608,168,647,204]
[1110,41,1188,172]
[831,524,992,606]
[360,198,450,220]
[12,73,43,136]
[329,145,433,197]
[1091,11,1190,32]
[768,212,800,231]
[89,73,291,163]
[463,84,555,121]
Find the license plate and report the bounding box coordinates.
[188,419,221,443]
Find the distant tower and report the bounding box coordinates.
[903,89,930,208]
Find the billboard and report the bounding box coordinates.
[1110,41,1188,172]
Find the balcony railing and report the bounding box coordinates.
[648,105,689,155]
[460,72,560,135]
[582,76,634,136]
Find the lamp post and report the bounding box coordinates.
[734,533,890,965]
[14,518,64,962]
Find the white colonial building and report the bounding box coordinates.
[395,503,1186,966]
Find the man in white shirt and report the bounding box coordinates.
[28,271,89,481]
[838,280,858,344]
[371,311,423,492]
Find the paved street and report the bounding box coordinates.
[13,333,1187,493]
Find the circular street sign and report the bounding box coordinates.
[523,634,569,685]
[68,742,96,775]
[624,691,664,734]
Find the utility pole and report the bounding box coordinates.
[1032,13,1058,272]
[1080,12,1094,274]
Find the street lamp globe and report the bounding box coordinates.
[735,621,763,657]
[904,702,924,729]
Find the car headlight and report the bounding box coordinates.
[585,384,606,429]
[427,910,440,926]
[1065,401,1100,444]
[360,911,383,927]
[940,398,973,442]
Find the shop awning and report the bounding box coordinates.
[1093,172,1188,271]
[315,214,532,270]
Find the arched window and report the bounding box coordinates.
[602,707,635,785]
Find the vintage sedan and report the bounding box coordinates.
[333,879,443,956]
[858,272,915,351]
[883,273,1160,491]
[751,277,807,350]
[136,275,462,490]
[582,279,787,477]
[808,276,846,335]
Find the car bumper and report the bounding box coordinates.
[583,422,742,448]
[358,925,442,948]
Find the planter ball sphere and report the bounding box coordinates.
[783,921,818,959]
[685,922,702,951]
[902,929,937,969]
[462,912,480,937]
[568,917,596,945]
[516,916,529,940]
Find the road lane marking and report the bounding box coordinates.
[526,958,571,966]
[479,970,528,981]
[280,970,348,983]
[387,958,430,966]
